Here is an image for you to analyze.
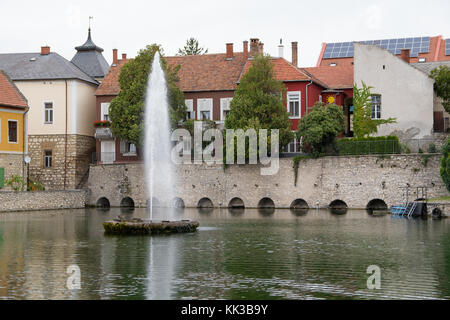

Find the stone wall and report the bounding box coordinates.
[0,153,25,191]
[28,134,95,190]
[87,154,449,209]
[0,190,87,212]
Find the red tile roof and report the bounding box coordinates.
[240,57,312,82]
[0,70,27,108]
[165,53,247,92]
[95,58,130,96]
[303,65,354,89]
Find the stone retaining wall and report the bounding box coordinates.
[0,190,87,212]
[87,154,449,209]
[0,153,24,191]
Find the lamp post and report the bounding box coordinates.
[24,156,31,191]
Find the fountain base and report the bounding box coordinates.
[103,219,199,235]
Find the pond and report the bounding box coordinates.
[0,208,449,300]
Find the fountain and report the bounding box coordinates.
[104,52,199,235]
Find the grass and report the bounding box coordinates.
[427,196,450,203]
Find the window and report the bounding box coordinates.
[419,58,426,63]
[287,91,301,118]
[284,135,302,153]
[201,111,210,120]
[101,103,110,121]
[185,99,195,120]
[330,62,337,67]
[120,140,137,156]
[44,102,53,124]
[197,98,213,120]
[371,95,381,119]
[8,120,18,143]
[44,150,52,168]
[220,97,232,122]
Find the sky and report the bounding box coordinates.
[1,0,449,67]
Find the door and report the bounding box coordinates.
[101,140,116,164]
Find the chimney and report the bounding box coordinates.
[278,39,284,58]
[259,42,264,54]
[41,46,50,55]
[121,53,127,60]
[400,49,410,63]
[243,41,248,60]
[291,42,298,67]
[250,38,259,57]
[112,48,118,65]
[226,43,233,59]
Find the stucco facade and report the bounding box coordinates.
[354,43,435,139]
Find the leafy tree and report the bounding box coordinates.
[109,44,186,146]
[440,137,450,192]
[296,102,345,155]
[177,38,208,56]
[225,54,293,159]
[430,65,450,113]
[353,82,396,138]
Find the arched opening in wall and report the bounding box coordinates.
[290,199,309,216]
[120,197,135,208]
[146,197,160,208]
[228,197,245,208]
[228,207,245,217]
[197,197,214,208]
[96,197,110,209]
[366,199,387,212]
[258,197,275,208]
[173,197,185,208]
[328,199,348,215]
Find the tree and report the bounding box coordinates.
[440,137,450,192]
[296,102,345,155]
[353,81,396,138]
[225,54,293,159]
[177,38,208,56]
[109,44,186,146]
[430,65,450,113]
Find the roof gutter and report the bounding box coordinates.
[305,80,313,114]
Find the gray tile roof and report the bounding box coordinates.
[412,61,450,75]
[0,52,98,84]
[71,29,110,78]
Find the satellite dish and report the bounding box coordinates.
[24,156,31,164]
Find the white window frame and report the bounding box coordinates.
[287,91,301,119]
[43,150,52,168]
[219,97,233,123]
[284,132,302,153]
[185,99,195,120]
[43,101,54,124]
[101,102,110,121]
[7,120,18,144]
[197,98,213,120]
[371,95,382,119]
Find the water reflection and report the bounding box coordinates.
[0,207,449,300]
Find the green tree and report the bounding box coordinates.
[296,102,345,155]
[225,54,293,159]
[177,38,208,56]
[440,137,450,192]
[353,82,396,138]
[109,44,186,146]
[430,65,450,113]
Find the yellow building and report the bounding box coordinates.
[0,70,28,189]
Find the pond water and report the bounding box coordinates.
[0,207,449,300]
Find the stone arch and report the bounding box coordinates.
[228,197,245,208]
[120,197,135,208]
[290,199,309,209]
[329,199,348,209]
[173,197,185,208]
[258,197,275,208]
[366,199,387,211]
[197,197,214,208]
[96,197,110,209]
[146,197,160,208]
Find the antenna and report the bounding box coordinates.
[89,16,93,29]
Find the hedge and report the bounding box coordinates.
[337,136,401,155]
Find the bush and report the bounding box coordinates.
[440,137,450,192]
[5,175,25,191]
[337,136,401,155]
[428,143,437,153]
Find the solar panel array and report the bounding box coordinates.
[323,37,430,59]
[445,39,450,56]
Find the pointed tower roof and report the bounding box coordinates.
[71,28,109,79]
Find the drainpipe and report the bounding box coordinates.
[64,80,68,190]
[22,107,29,190]
[305,80,313,114]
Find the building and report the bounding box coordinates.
[0,29,108,189]
[317,35,450,67]
[0,70,28,190]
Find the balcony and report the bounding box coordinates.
[95,127,113,139]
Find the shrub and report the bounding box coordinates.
[5,175,25,191]
[440,137,450,192]
[336,136,401,156]
[428,143,437,153]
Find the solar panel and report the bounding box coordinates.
[324,36,431,59]
[446,39,450,56]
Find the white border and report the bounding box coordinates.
[7,119,19,144]
[287,91,301,119]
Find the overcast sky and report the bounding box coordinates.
[1,0,449,67]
